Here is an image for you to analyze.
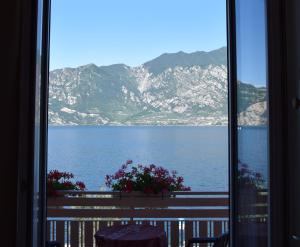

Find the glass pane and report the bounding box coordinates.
[47,1,229,246]
[48,1,228,193]
[235,0,268,246]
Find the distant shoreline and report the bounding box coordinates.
[47,124,266,128]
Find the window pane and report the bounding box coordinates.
[48,0,229,193]
[47,1,229,246]
[235,0,268,246]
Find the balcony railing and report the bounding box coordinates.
[47,190,268,247]
[47,191,230,247]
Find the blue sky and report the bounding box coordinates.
[236,0,267,87]
[50,0,227,70]
[50,0,267,86]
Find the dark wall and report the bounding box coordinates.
[286,0,300,246]
[0,1,38,246]
[267,0,288,246]
[0,0,297,246]
[1,1,22,246]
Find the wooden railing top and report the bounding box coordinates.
[47,191,232,219]
[51,189,267,196]
[52,190,229,197]
[47,191,267,219]
[53,190,229,196]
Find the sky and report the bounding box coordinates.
[235,0,268,87]
[50,0,267,86]
[50,0,227,70]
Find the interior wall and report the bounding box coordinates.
[266,0,287,246]
[0,0,297,246]
[1,1,22,246]
[0,1,38,246]
[285,0,300,246]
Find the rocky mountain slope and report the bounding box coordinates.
[238,101,267,125]
[48,47,266,126]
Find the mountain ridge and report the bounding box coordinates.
[144,47,227,74]
[48,47,266,126]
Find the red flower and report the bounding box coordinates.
[126,160,133,165]
[114,169,125,179]
[182,186,191,191]
[143,167,151,174]
[176,176,184,184]
[124,180,133,193]
[105,161,191,193]
[149,164,156,170]
[76,181,86,190]
[47,170,86,196]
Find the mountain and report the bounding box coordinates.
[144,47,227,75]
[48,47,266,126]
[238,101,267,125]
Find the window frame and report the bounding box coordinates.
[16,0,50,246]
[21,0,288,246]
[227,0,288,246]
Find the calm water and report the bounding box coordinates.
[47,126,267,191]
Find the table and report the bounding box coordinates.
[94,224,167,247]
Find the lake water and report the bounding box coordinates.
[47,126,268,191]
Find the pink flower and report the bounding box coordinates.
[182,186,191,191]
[149,164,156,170]
[167,177,175,184]
[76,181,86,190]
[126,160,133,165]
[114,169,125,179]
[154,167,168,177]
[143,167,151,174]
[105,161,191,193]
[177,176,184,184]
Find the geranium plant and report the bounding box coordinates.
[47,170,86,196]
[237,161,265,190]
[105,160,191,194]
